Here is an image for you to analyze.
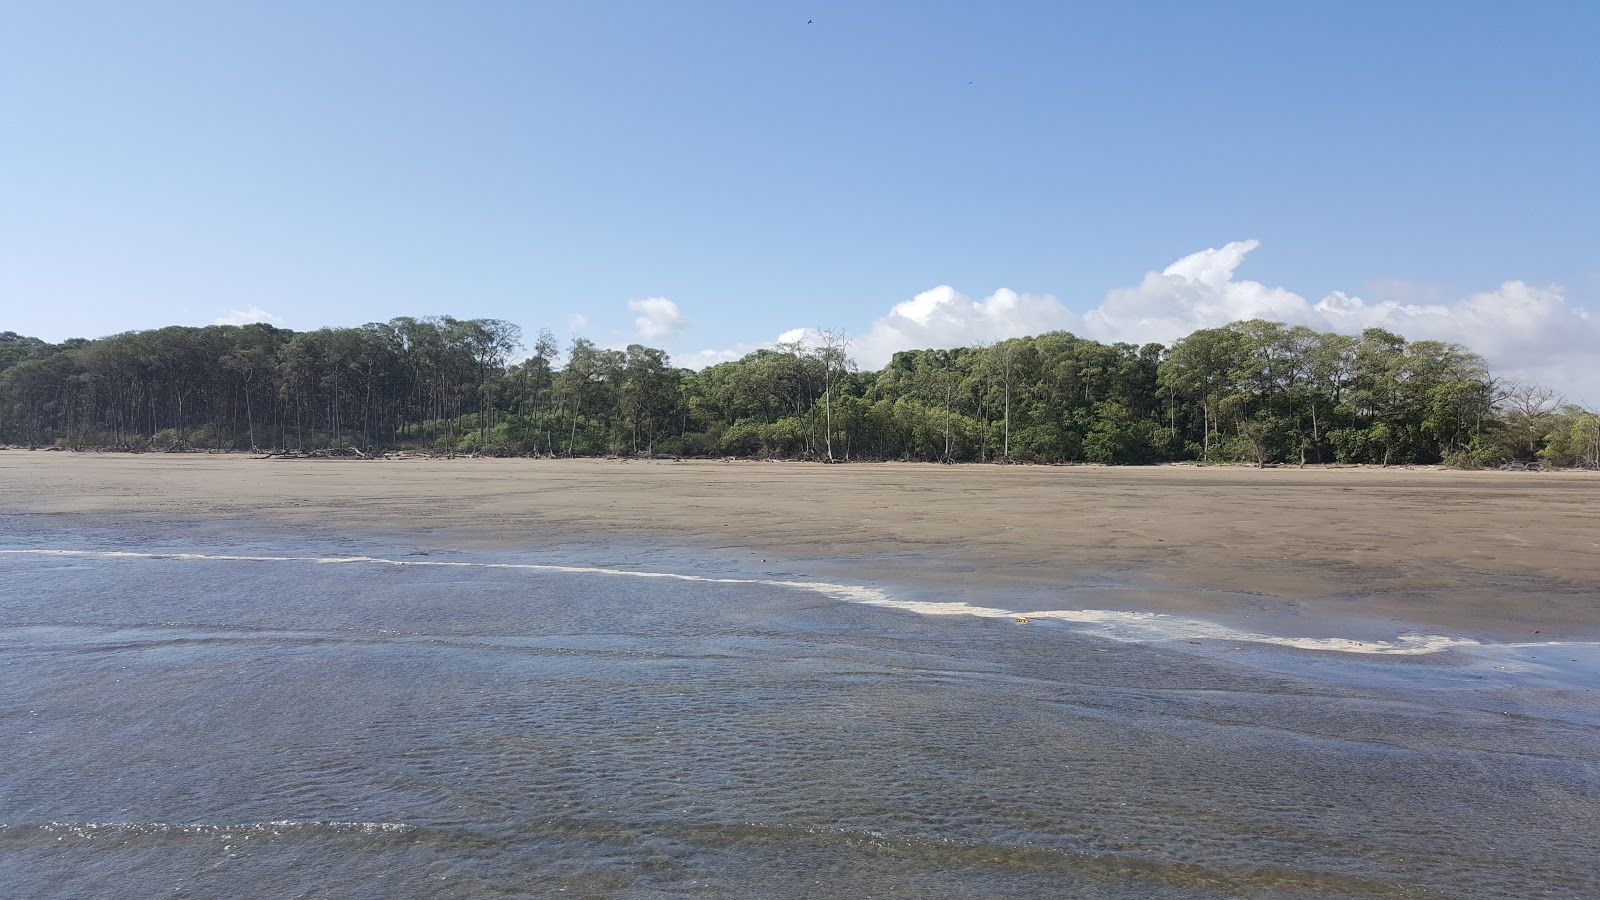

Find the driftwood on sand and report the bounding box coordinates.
[256,447,481,461]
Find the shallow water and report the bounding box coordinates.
[2,527,1598,898]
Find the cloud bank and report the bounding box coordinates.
[845,241,1597,402]
[677,328,824,371]
[213,305,284,326]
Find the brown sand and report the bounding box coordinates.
[3,453,1598,640]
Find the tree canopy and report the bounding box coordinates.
[1,318,1592,468]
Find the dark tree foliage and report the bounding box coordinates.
[0,318,1588,466]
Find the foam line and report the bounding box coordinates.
[0,547,890,603]
[851,595,1491,654]
[0,547,1526,656]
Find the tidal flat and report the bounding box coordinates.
[1,455,1597,898]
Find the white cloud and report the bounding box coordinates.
[1306,280,1597,403]
[213,305,283,326]
[668,243,1595,399]
[677,329,799,370]
[566,313,589,332]
[1081,240,1312,344]
[677,347,747,369]
[677,327,836,371]
[848,241,1600,402]
[628,297,687,340]
[855,285,1077,366]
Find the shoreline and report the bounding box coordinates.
[3,454,1598,643]
[4,443,1588,472]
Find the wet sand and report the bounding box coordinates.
[3,453,1598,641]
[8,541,1596,898]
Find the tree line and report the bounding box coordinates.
[2,317,1595,468]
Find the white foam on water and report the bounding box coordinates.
[855,595,1487,655]
[0,548,896,602]
[0,548,1570,657]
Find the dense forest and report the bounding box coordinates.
[1,317,1595,468]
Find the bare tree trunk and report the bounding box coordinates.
[1001,349,1012,462]
[569,398,581,456]
[1003,384,1010,462]
[943,381,952,461]
[244,375,256,450]
[824,380,833,462]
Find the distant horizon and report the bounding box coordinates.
[8,238,1597,403]
[4,2,1596,398]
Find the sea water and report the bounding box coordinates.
[1,527,1597,898]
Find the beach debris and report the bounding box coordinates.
[253,447,498,461]
[258,447,373,460]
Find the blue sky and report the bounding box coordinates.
[3,1,1597,393]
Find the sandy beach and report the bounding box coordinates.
[3,453,1597,641]
[6,452,1600,899]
